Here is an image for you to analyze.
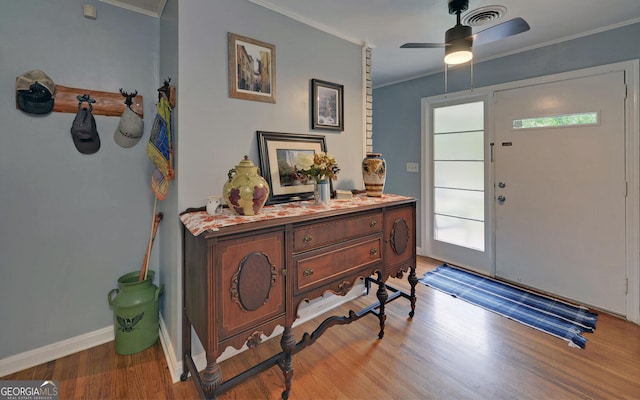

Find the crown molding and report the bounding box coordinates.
[99,0,167,18]
[248,0,370,47]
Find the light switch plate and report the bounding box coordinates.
[406,163,419,173]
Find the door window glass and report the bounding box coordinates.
[432,101,485,251]
[513,111,598,129]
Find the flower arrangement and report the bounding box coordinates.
[295,151,340,183]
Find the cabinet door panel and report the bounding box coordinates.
[219,231,285,340]
[383,205,416,274]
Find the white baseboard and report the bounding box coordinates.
[158,315,187,383]
[0,326,114,378]
[162,282,368,383]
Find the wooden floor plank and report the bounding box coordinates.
[2,256,640,399]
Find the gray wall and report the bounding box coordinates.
[159,0,365,361]
[176,0,364,210]
[3,0,635,372]
[157,0,180,364]
[0,1,160,359]
[373,22,640,247]
[0,0,365,364]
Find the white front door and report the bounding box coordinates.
[493,71,627,315]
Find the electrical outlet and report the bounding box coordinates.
[406,163,419,173]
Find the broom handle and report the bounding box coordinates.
[139,198,158,281]
[140,213,162,281]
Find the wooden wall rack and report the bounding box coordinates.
[16,83,144,118]
[53,85,144,117]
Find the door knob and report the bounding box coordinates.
[498,182,506,188]
[497,195,506,204]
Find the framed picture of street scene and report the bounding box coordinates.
[311,79,343,131]
[228,32,276,103]
[257,131,328,204]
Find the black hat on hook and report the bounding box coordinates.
[70,94,100,154]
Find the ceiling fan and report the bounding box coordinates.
[401,0,530,65]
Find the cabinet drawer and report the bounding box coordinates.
[294,236,382,295]
[293,212,382,252]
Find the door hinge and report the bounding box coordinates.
[281,268,287,277]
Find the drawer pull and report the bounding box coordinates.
[370,248,378,256]
[303,268,314,277]
[370,220,377,228]
[303,235,313,244]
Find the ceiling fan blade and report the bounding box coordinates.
[472,17,530,46]
[400,43,446,49]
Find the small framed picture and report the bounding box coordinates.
[311,79,344,131]
[257,131,329,204]
[228,32,276,103]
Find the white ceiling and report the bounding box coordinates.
[109,0,640,87]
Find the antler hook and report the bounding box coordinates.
[76,94,96,111]
[119,88,138,107]
[157,77,172,100]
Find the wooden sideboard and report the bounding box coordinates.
[180,195,417,399]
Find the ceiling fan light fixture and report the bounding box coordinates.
[444,39,473,65]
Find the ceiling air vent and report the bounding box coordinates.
[462,5,507,27]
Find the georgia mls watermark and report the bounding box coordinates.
[0,380,59,400]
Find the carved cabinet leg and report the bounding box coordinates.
[408,265,418,318]
[279,326,296,399]
[375,271,388,339]
[201,356,223,399]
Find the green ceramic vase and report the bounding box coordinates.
[223,156,270,215]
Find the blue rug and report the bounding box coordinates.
[420,264,597,348]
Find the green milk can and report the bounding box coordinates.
[108,270,164,355]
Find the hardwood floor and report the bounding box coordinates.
[3,256,640,399]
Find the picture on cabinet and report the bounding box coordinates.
[257,131,328,204]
